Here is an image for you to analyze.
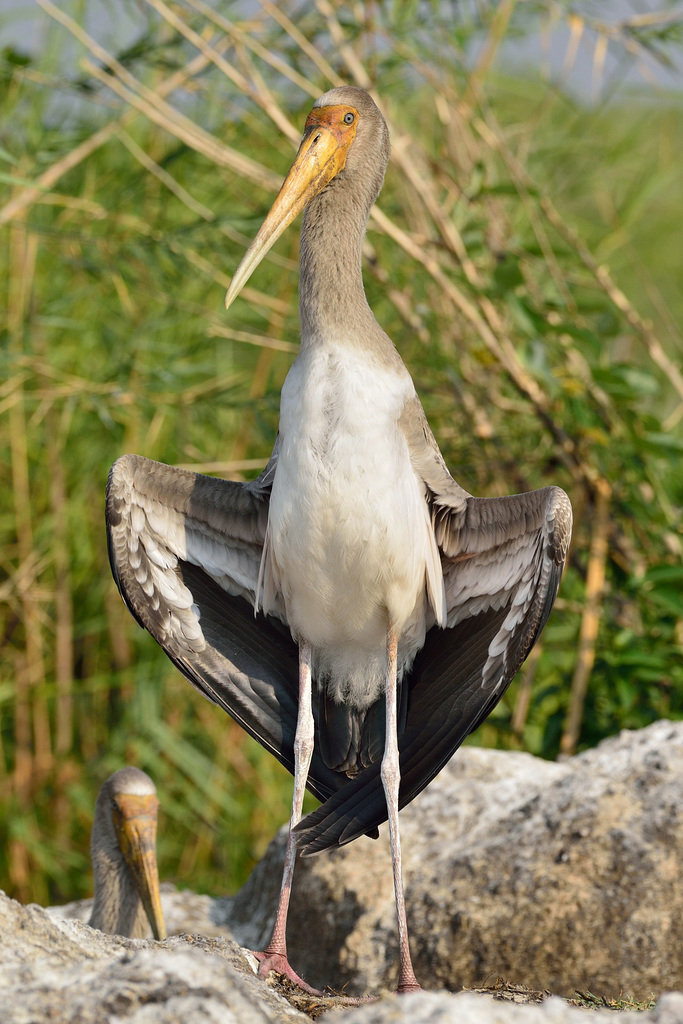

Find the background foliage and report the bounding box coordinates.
[1,0,682,907]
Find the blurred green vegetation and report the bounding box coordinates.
[1,1,682,909]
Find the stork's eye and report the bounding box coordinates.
[343,112,355,125]
[111,799,119,812]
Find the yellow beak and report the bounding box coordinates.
[113,791,167,941]
[225,104,358,309]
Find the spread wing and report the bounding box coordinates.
[294,468,572,854]
[105,450,347,804]
[106,417,572,854]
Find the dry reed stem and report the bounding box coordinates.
[47,411,74,756]
[206,324,298,354]
[229,268,293,464]
[15,356,133,400]
[370,20,673,427]
[117,129,216,221]
[470,103,683,409]
[167,240,291,317]
[0,122,119,228]
[511,642,542,738]
[370,204,578,469]
[34,0,279,190]
[460,0,519,116]
[542,0,680,88]
[145,0,252,95]
[389,134,482,289]
[419,71,574,310]
[315,0,372,90]
[560,479,612,756]
[145,0,301,145]
[7,216,52,904]
[175,459,269,475]
[80,57,279,191]
[0,27,232,228]
[184,0,320,100]
[305,0,594,491]
[257,0,342,87]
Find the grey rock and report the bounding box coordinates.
[219,720,683,998]
[7,887,683,1023]
[1,892,306,1023]
[326,991,683,1024]
[25,721,683,1021]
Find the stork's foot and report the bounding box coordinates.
[251,950,324,996]
[251,950,375,1004]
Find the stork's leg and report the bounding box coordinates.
[382,624,421,993]
[252,641,322,995]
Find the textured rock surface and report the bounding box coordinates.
[6,891,683,1023]
[3,893,306,1024]
[39,721,683,1019]
[219,720,683,998]
[325,992,683,1024]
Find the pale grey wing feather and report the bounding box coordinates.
[106,446,284,657]
[435,486,572,692]
[399,395,470,512]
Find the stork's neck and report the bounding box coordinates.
[298,184,376,347]
[89,846,150,938]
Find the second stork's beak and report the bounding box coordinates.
[113,791,167,941]
[225,103,358,309]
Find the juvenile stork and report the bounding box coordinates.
[89,767,166,940]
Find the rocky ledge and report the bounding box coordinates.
[5,719,682,1022]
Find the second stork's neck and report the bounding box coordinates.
[89,846,149,938]
[298,183,376,348]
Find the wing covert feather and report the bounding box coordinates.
[106,451,280,652]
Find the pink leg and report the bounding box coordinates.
[381,624,421,993]
[252,641,322,994]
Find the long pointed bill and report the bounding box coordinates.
[225,104,358,309]
[113,791,167,941]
